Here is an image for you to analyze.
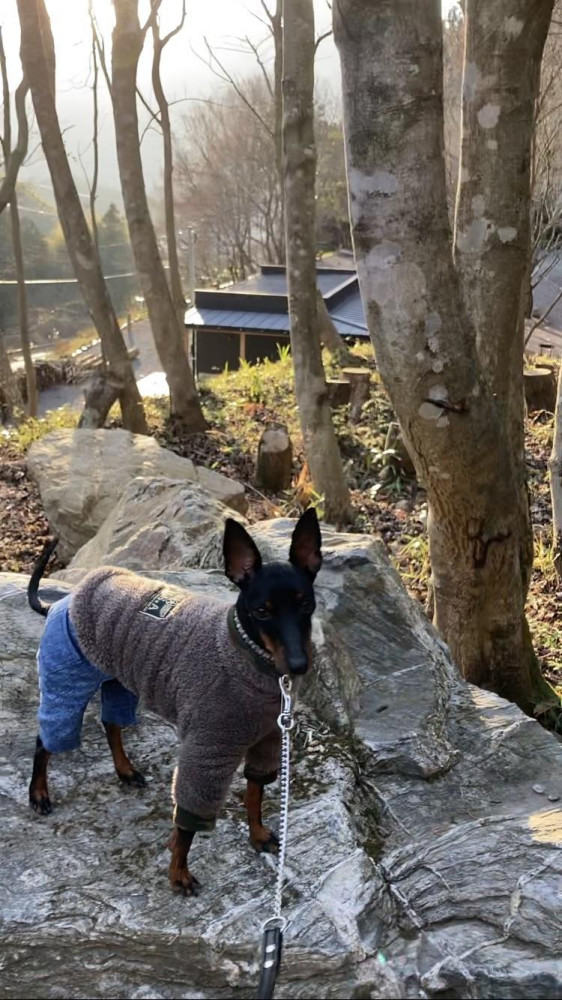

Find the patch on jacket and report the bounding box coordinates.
[139,592,180,620]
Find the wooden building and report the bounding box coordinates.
[184,256,368,375]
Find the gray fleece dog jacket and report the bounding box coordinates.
[69,567,284,832]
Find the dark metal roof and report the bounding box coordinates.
[186,308,290,332]
[226,266,350,296]
[185,261,369,338]
[185,290,368,338]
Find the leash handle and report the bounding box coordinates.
[256,924,283,1000]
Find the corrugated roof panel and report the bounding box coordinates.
[329,289,368,333]
[187,308,290,332]
[185,295,369,339]
[333,319,369,337]
[266,314,289,330]
[224,268,348,296]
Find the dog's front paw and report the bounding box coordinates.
[169,865,201,897]
[118,768,146,788]
[250,826,279,855]
[29,790,52,816]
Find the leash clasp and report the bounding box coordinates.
[277,675,294,731]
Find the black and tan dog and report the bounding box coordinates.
[28,510,322,895]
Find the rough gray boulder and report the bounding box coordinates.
[59,480,233,576]
[26,429,247,561]
[1,517,561,999]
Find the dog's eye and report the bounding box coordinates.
[253,606,270,620]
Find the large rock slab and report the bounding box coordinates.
[0,573,397,1000]
[1,518,561,999]
[58,480,235,575]
[26,429,247,560]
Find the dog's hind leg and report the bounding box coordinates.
[29,735,52,815]
[103,722,146,787]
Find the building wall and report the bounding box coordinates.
[195,328,290,375]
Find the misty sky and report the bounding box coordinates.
[1,0,459,208]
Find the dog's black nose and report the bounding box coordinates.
[288,655,308,676]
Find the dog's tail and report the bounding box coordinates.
[28,537,59,617]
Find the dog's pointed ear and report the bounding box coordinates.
[289,507,322,580]
[223,519,263,588]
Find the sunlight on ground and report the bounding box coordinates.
[136,371,169,398]
[528,809,562,844]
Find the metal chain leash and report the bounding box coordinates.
[256,675,294,1000]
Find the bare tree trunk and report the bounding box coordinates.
[0,331,23,422]
[454,1,554,470]
[88,11,101,258]
[283,0,350,526]
[87,7,107,370]
[271,0,284,261]
[111,0,205,431]
[150,7,187,331]
[0,29,28,216]
[0,27,37,417]
[16,0,147,435]
[10,195,38,417]
[549,362,562,576]
[335,0,558,718]
[272,0,283,196]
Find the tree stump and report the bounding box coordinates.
[342,367,371,422]
[524,367,557,414]
[78,372,124,429]
[384,422,417,478]
[326,378,352,408]
[256,423,293,492]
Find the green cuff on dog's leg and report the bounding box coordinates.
[173,804,216,833]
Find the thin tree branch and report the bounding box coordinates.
[160,0,186,47]
[140,0,163,39]
[91,12,112,97]
[314,29,332,51]
[249,9,272,31]
[137,86,161,127]
[0,26,29,215]
[139,117,158,146]
[259,0,276,27]
[198,37,274,137]
[242,34,273,97]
